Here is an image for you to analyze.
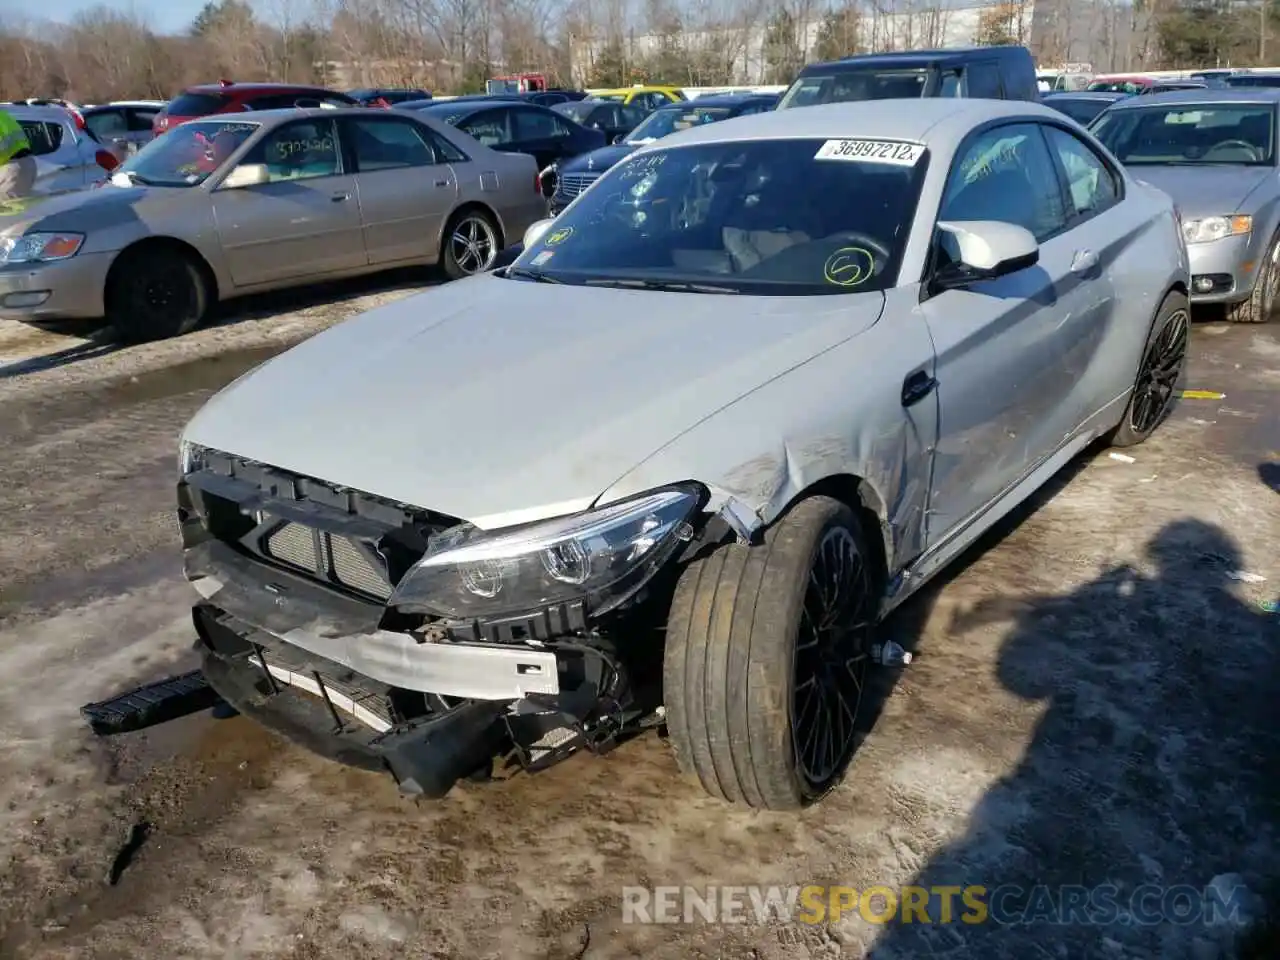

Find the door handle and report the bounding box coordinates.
[1071,249,1099,273]
[902,369,937,408]
[331,192,350,202]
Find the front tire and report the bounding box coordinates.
[105,246,208,344]
[1109,290,1189,447]
[440,208,499,280]
[663,496,877,810]
[1226,232,1280,323]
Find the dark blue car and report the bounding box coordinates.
[549,93,778,214]
[1040,91,1130,127]
[396,97,606,176]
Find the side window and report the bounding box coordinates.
[85,110,128,139]
[458,109,510,147]
[18,120,63,156]
[999,60,1025,98]
[620,104,646,127]
[424,127,468,162]
[244,95,295,111]
[515,108,570,141]
[128,109,159,132]
[939,69,963,97]
[964,62,1003,98]
[1044,125,1120,220]
[348,117,437,170]
[939,123,1068,242]
[241,118,341,182]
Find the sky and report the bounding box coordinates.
[22,0,215,35]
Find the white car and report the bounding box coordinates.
[177,98,1188,810]
[1,104,124,197]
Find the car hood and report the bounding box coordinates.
[1130,165,1275,217]
[559,143,639,175]
[182,273,884,529]
[0,182,176,234]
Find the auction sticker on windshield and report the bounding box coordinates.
[814,139,924,166]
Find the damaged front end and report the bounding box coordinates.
[178,444,713,798]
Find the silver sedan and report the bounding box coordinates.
[0,107,545,341]
[177,98,1188,809]
[1091,88,1280,322]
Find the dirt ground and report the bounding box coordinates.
[0,284,1276,960]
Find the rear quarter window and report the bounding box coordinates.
[167,92,231,116]
[18,120,64,156]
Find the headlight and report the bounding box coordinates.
[178,439,206,476]
[390,485,703,620]
[1181,215,1251,244]
[0,232,85,264]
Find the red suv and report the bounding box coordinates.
[152,82,363,135]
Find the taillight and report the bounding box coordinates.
[95,149,119,172]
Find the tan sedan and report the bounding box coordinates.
[0,107,546,341]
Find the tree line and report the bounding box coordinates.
[2,0,1280,104]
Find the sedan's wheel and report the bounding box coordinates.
[1109,290,1190,447]
[105,246,209,344]
[1227,233,1280,323]
[441,210,499,280]
[663,496,877,810]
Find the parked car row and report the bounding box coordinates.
[5,44,1276,351]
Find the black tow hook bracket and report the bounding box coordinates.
[81,670,227,736]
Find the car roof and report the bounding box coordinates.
[177,107,378,126]
[1105,88,1280,109]
[651,98,1056,150]
[85,101,164,111]
[807,45,1025,70]
[414,98,540,115]
[185,82,336,94]
[671,93,776,108]
[1042,91,1127,101]
[1,103,76,122]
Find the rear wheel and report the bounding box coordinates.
[441,209,499,280]
[1109,290,1189,447]
[105,246,209,343]
[1226,232,1280,323]
[663,496,877,810]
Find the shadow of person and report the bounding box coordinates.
[866,519,1279,959]
[1260,462,1280,494]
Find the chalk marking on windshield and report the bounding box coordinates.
[823,246,876,287]
[544,226,574,245]
[814,139,924,166]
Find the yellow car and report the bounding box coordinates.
[586,86,685,112]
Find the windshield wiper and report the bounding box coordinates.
[506,266,561,283]
[584,277,738,294]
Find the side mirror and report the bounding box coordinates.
[523,218,555,247]
[219,163,269,190]
[931,220,1039,291]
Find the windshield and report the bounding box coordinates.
[1092,104,1276,165]
[1046,98,1115,126]
[118,119,259,186]
[510,137,926,295]
[626,106,732,143]
[778,68,930,108]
